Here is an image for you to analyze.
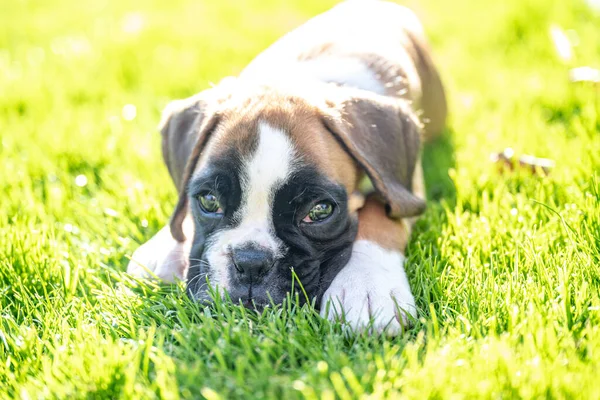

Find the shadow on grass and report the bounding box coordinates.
[422,128,457,203]
[407,127,457,328]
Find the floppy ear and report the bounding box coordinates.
[320,89,426,218]
[159,84,232,242]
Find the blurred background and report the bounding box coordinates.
[1,0,599,397]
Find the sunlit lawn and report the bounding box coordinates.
[1,0,599,398]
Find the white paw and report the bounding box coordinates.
[320,240,417,335]
[127,220,193,282]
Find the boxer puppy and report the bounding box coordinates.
[128,0,447,334]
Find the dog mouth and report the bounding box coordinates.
[234,284,273,310]
[185,259,276,308]
[187,281,268,310]
[240,285,257,308]
[187,251,322,308]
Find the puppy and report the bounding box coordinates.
[128,0,447,334]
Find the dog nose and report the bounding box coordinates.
[231,246,274,277]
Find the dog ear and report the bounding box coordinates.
[320,89,426,219]
[159,82,233,242]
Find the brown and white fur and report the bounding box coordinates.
[128,0,447,335]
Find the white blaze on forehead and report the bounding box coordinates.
[204,122,296,291]
[235,121,296,229]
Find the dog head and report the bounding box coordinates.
[159,79,424,308]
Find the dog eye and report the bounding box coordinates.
[198,193,223,214]
[302,202,334,223]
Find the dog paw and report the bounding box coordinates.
[320,240,417,335]
[127,224,191,282]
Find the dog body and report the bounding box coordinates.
[128,1,446,334]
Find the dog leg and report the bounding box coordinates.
[127,216,193,282]
[320,195,417,335]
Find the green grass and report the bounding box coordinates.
[1,0,599,398]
